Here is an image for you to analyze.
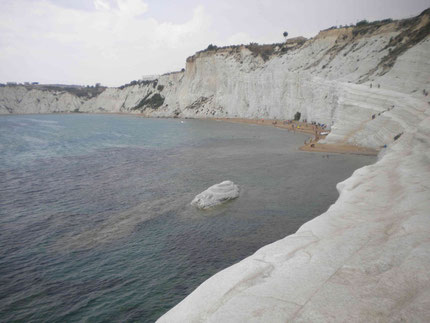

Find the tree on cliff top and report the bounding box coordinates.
[283,31,288,40]
[206,44,217,51]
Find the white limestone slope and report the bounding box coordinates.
[0,86,82,114]
[4,15,428,152]
[191,181,240,209]
[1,10,430,322]
[156,14,430,323]
[2,17,429,152]
[158,110,430,323]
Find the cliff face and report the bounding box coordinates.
[1,10,429,150]
[1,11,429,151]
[157,12,430,323]
[1,10,430,322]
[158,120,430,322]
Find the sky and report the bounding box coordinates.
[0,0,428,87]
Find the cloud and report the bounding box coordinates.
[117,0,148,16]
[94,0,110,11]
[0,0,214,86]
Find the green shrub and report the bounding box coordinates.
[132,93,165,111]
[294,112,301,121]
[356,20,369,26]
[206,44,217,51]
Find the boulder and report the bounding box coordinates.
[191,181,239,209]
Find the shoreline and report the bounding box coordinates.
[1,113,380,156]
[214,117,380,156]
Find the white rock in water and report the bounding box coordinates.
[191,181,239,209]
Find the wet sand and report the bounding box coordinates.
[214,117,379,156]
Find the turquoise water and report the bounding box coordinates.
[0,114,375,322]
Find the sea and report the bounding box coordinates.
[0,114,375,322]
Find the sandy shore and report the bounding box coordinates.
[299,142,379,156]
[214,117,379,156]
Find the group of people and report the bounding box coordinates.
[310,121,327,129]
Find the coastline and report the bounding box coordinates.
[159,115,430,323]
[214,117,379,156]
[1,8,429,321]
[1,113,380,156]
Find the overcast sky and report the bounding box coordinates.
[0,0,428,86]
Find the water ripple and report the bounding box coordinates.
[0,115,375,322]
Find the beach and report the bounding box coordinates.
[215,117,379,156]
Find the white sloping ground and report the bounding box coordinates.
[0,26,420,130]
[1,17,430,322]
[0,86,82,114]
[2,28,427,155]
[158,113,430,323]
[157,35,430,322]
[321,83,428,148]
[322,37,430,148]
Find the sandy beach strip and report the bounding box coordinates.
[214,117,379,156]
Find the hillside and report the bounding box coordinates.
[1,10,429,151]
[1,9,430,322]
[157,10,430,322]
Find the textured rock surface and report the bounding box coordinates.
[158,117,430,322]
[2,10,429,152]
[1,10,430,322]
[156,11,430,323]
[191,181,240,209]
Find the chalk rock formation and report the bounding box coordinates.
[191,181,239,209]
[1,8,430,322]
[3,9,430,151]
[156,10,430,322]
[159,118,430,322]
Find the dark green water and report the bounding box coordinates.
[0,114,374,322]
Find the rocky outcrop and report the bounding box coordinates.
[2,9,429,151]
[1,9,430,322]
[156,11,430,322]
[191,181,240,209]
[158,112,430,323]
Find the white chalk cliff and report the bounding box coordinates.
[191,181,240,209]
[1,9,430,322]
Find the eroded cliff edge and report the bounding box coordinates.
[2,10,429,150]
[158,119,430,322]
[1,10,430,322]
[157,11,430,322]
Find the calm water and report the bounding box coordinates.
[0,114,374,322]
